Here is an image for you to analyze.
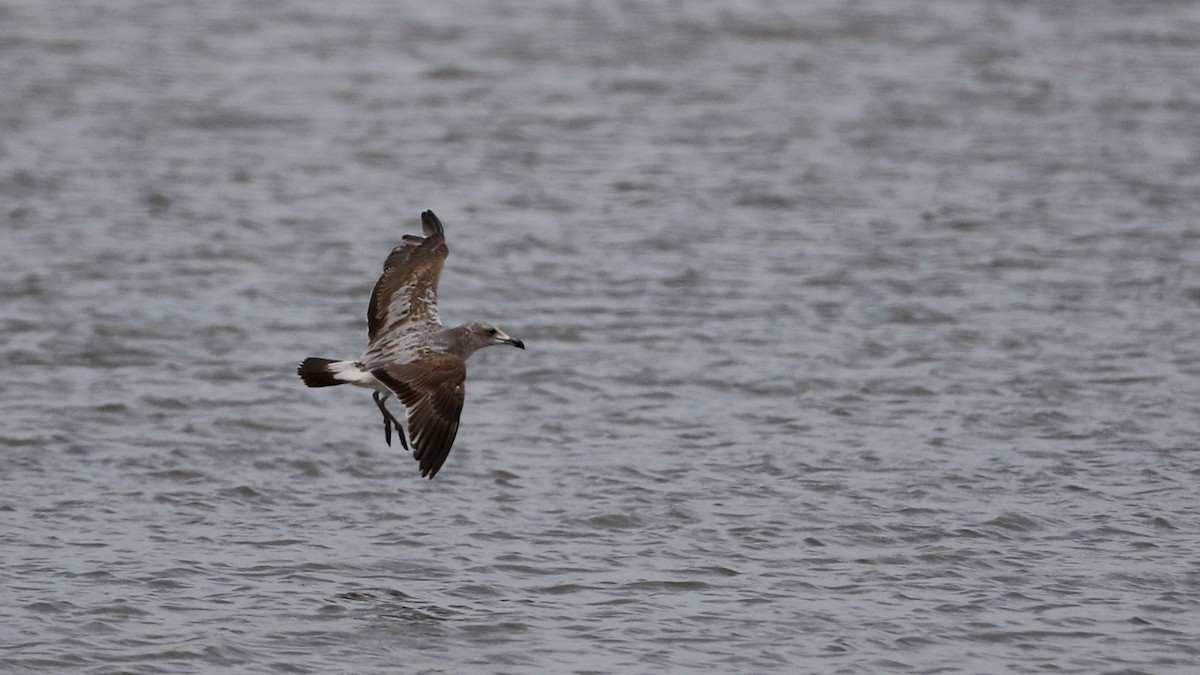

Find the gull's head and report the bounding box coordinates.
[463,321,525,351]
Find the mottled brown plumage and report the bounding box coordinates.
[298,210,524,479]
[366,210,448,344]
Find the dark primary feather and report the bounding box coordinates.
[421,210,444,236]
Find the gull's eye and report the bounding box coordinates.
[488,328,498,336]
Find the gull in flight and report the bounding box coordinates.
[298,210,525,478]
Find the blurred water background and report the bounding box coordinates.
[2,1,1200,672]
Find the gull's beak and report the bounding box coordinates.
[495,329,525,349]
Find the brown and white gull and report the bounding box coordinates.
[297,210,525,478]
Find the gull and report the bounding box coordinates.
[297,210,524,478]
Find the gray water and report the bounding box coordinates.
[3,1,1200,672]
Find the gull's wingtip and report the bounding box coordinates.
[421,210,444,236]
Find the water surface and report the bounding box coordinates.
[3,1,1200,672]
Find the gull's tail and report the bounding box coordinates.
[298,358,383,389]
[298,357,352,388]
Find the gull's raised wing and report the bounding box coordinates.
[366,210,448,344]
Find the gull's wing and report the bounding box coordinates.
[366,210,448,344]
[373,354,466,479]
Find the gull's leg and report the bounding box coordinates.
[373,390,393,446]
[382,400,407,451]
[372,391,408,451]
